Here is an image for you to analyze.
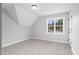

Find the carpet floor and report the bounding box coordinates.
[2,39,73,55]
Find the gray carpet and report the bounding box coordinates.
[2,39,73,55]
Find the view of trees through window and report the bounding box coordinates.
[48,17,63,33]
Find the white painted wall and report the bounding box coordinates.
[6,6,19,24]
[15,6,38,26]
[31,12,69,43]
[2,10,31,47]
[2,4,19,24]
[70,4,79,54]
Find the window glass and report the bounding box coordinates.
[47,17,63,33]
[56,18,63,32]
[48,18,54,32]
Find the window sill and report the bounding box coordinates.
[47,32,64,34]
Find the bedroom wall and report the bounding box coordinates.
[70,4,79,54]
[2,9,31,47]
[31,12,69,43]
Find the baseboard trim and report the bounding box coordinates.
[2,38,30,48]
[71,47,76,55]
[69,43,76,55]
[2,37,69,48]
[31,37,68,44]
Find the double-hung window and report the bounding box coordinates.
[47,16,64,33]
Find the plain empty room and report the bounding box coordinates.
[2,3,79,55]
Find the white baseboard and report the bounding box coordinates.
[2,37,68,48]
[69,43,76,55]
[31,37,68,44]
[71,47,76,55]
[2,38,30,48]
[69,41,76,55]
[2,36,77,54]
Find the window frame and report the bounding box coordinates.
[47,16,64,34]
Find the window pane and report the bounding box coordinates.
[48,18,54,32]
[48,25,54,32]
[56,25,63,32]
[56,18,63,25]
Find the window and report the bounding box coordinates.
[47,17,64,33]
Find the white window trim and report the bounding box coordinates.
[46,16,65,34]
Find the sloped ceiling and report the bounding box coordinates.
[2,3,38,26]
[2,3,79,26]
[15,6,37,26]
[14,3,72,16]
[2,3,19,24]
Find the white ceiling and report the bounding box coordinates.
[14,3,72,16]
[2,3,79,26]
[3,3,79,16]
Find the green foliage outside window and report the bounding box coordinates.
[48,17,63,33]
